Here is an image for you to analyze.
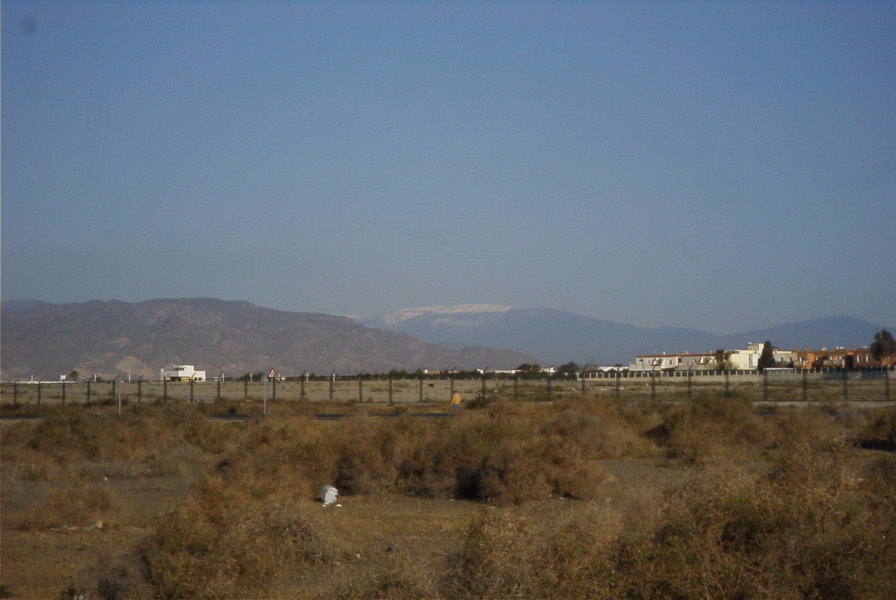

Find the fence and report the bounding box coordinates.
[1,367,892,408]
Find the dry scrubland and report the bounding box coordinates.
[2,394,896,599]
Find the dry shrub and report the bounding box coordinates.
[18,479,113,530]
[337,548,438,600]
[647,395,773,463]
[143,473,331,599]
[446,501,624,599]
[180,410,244,455]
[447,508,540,597]
[213,407,611,505]
[95,564,140,600]
[444,432,896,600]
[2,407,243,483]
[768,405,850,450]
[856,406,896,446]
[541,398,654,458]
[866,454,896,502]
[20,410,172,463]
[332,418,414,495]
[394,414,607,504]
[221,416,423,498]
[605,449,896,600]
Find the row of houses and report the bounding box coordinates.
[628,343,879,372]
[160,344,880,382]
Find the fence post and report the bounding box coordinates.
[842,369,849,402]
[388,375,394,405]
[802,369,808,402]
[651,372,657,402]
[687,371,693,400]
[62,381,66,405]
[330,373,335,402]
[217,377,222,401]
[546,376,552,402]
[163,378,168,402]
[615,370,621,399]
[481,372,487,401]
[357,373,363,403]
[190,378,195,403]
[885,368,890,403]
[724,370,730,397]
[37,382,41,406]
[514,374,519,402]
[762,370,768,402]
[87,379,92,404]
[137,377,143,403]
[13,381,18,408]
[272,377,277,403]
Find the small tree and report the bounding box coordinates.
[757,341,776,372]
[870,329,896,366]
[712,349,731,371]
[557,362,581,377]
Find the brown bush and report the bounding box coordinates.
[8,397,895,599]
[648,394,771,463]
[143,474,331,599]
[18,479,113,530]
[2,407,242,484]
[204,405,610,505]
[445,442,896,600]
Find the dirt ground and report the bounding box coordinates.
[5,397,890,599]
[0,447,683,599]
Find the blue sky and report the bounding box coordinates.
[3,0,894,333]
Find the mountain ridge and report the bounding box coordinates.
[2,299,889,380]
[0,298,538,380]
[362,305,891,365]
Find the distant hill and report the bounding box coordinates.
[362,306,890,365]
[1,299,53,314]
[4,299,887,380]
[713,316,886,352]
[0,299,538,380]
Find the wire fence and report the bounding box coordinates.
[1,367,892,408]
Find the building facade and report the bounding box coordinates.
[159,365,206,381]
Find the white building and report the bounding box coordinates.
[630,354,682,372]
[159,365,206,381]
[728,343,795,370]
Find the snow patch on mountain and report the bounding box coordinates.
[375,304,515,326]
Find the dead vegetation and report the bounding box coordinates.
[1,395,895,599]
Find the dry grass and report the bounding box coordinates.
[2,396,895,599]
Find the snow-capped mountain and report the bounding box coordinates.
[361,305,890,366]
[372,304,515,327]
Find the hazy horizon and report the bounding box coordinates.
[2,296,892,338]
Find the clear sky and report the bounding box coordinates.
[3,0,894,333]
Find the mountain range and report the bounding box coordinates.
[1,298,889,380]
[361,305,891,365]
[0,299,537,380]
